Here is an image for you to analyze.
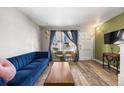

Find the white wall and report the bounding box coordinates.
[40,27,50,51]
[0,8,42,58]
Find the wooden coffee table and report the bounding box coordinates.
[44,62,74,86]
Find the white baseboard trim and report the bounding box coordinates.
[79,59,92,61]
[93,59,103,64]
[93,59,119,70]
[119,74,124,86]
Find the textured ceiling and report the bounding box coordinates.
[18,7,124,28]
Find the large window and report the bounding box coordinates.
[51,31,76,52]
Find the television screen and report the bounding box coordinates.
[104,29,124,44]
[104,33,111,44]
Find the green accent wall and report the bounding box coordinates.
[95,12,124,61]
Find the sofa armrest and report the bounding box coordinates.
[35,52,50,59]
[0,77,7,86]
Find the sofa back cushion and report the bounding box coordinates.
[8,52,36,71]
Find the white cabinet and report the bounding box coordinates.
[78,31,94,60]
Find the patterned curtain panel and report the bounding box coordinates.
[49,31,56,61]
[63,30,79,61]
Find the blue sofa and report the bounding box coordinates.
[0,51,50,86]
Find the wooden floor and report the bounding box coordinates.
[34,60,118,86]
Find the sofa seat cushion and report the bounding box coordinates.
[7,69,35,86]
[0,77,7,86]
[32,58,49,65]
